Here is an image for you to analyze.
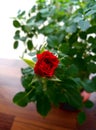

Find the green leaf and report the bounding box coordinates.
[20,36,27,42]
[87,62,96,73]
[47,35,58,48]
[69,33,78,44]
[82,79,96,92]
[21,25,31,33]
[27,33,33,38]
[92,76,96,84]
[14,30,20,40]
[66,23,77,33]
[27,16,36,26]
[41,26,54,35]
[79,32,87,40]
[36,94,51,116]
[88,36,94,43]
[31,5,36,13]
[77,112,86,125]
[21,67,33,75]
[13,92,29,107]
[40,8,49,14]
[66,64,79,77]
[21,57,35,68]
[28,51,36,57]
[72,78,96,93]
[17,10,25,19]
[39,8,50,18]
[27,40,33,50]
[37,0,45,3]
[48,76,61,82]
[28,89,36,102]
[46,83,60,106]
[36,20,45,27]
[13,20,21,28]
[73,16,83,23]
[13,41,19,49]
[21,74,33,89]
[60,43,69,54]
[85,10,96,16]
[58,33,65,43]
[78,20,90,31]
[87,26,96,34]
[84,100,94,108]
[66,88,82,109]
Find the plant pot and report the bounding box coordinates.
[59,103,78,111]
[59,90,91,111]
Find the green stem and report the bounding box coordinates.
[42,78,47,91]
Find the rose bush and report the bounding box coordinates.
[12,0,96,125]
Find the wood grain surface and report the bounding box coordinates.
[0,59,96,130]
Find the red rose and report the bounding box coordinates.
[34,51,59,77]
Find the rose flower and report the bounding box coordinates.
[34,51,59,77]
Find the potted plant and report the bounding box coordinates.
[12,0,96,124]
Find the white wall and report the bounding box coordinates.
[0,0,36,59]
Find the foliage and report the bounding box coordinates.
[12,0,96,124]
